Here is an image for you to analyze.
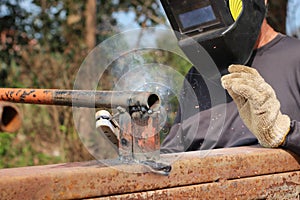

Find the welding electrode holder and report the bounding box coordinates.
[117,104,172,176]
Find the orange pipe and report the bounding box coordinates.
[0,88,160,109]
[0,88,54,105]
[0,101,22,133]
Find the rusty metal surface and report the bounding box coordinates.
[0,88,160,108]
[99,171,300,199]
[132,113,160,161]
[0,147,300,200]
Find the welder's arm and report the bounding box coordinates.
[281,120,300,154]
[221,65,291,148]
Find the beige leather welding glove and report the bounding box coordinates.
[221,65,290,148]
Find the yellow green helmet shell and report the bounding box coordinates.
[229,0,243,21]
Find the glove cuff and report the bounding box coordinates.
[259,114,291,148]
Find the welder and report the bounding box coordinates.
[160,0,300,155]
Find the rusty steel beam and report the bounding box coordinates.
[0,88,160,109]
[97,171,300,199]
[0,147,300,199]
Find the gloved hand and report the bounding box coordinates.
[221,65,290,148]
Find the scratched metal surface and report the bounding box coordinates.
[96,172,300,200]
[0,147,300,199]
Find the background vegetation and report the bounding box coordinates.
[0,0,294,168]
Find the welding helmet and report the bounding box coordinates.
[161,0,266,71]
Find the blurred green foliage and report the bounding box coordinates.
[0,132,63,168]
[0,0,174,168]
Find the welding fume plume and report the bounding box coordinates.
[0,101,22,133]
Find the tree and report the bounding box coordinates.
[0,0,166,167]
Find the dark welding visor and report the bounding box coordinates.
[161,0,266,71]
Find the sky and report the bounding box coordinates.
[287,0,300,37]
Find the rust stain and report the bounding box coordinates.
[0,88,54,104]
[0,147,300,199]
[104,172,300,199]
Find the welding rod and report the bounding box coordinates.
[0,88,160,109]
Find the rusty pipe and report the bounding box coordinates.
[0,88,160,109]
[0,101,22,133]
